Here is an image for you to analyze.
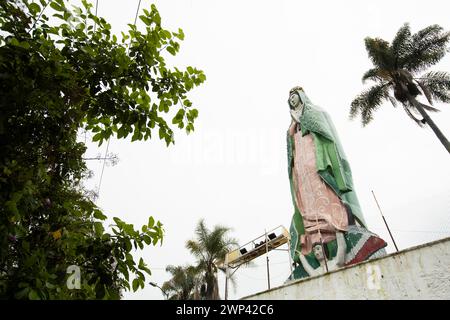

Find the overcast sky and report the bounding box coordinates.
[78,0,450,299]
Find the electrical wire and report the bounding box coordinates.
[96,139,110,196]
[93,0,99,32]
[371,228,450,235]
[133,0,142,26]
[95,0,142,199]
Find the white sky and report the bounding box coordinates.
[78,0,450,299]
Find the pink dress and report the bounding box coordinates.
[290,125,349,255]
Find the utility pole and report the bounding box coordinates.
[265,230,270,290]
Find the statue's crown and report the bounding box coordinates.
[289,86,304,95]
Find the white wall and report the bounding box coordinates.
[243,237,450,300]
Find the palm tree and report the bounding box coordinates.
[161,264,201,300]
[350,23,450,154]
[186,219,238,300]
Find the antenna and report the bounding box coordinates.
[372,190,399,252]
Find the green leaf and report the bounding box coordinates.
[139,15,151,26]
[148,216,155,228]
[123,223,134,235]
[175,28,185,40]
[50,2,65,12]
[9,38,20,47]
[138,257,145,268]
[29,3,41,15]
[101,233,111,241]
[92,132,103,142]
[162,30,171,39]
[166,46,176,56]
[143,235,151,245]
[93,209,107,220]
[132,278,140,292]
[113,217,124,227]
[189,109,199,119]
[119,262,129,281]
[94,221,104,236]
[28,289,40,300]
[124,238,132,252]
[45,281,55,289]
[158,127,165,139]
[172,108,185,124]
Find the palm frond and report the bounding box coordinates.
[413,24,445,45]
[162,264,201,300]
[201,225,236,259]
[388,95,398,107]
[402,102,424,127]
[416,80,434,105]
[391,23,412,67]
[186,240,207,261]
[195,219,210,247]
[165,264,180,275]
[350,83,391,125]
[419,102,440,112]
[364,37,395,70]
[418,71,450,104]
[362,68,384,83]
[403,25,450,72]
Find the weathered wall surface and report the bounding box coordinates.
[242,237,450,300]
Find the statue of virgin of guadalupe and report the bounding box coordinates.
[286,86,387,279]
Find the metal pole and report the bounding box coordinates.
[319,238,329,273]
[265,230,270,290]
[314,209,329,272]
[287,239,293,279]
[371,190,399,252]
[149,282,168,299]
[224,256,229,300]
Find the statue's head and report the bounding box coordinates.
[288,86,305,123]
[312,243,326,262]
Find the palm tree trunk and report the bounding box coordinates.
[407,94,450,155]
[213,276,220,300]
[206,277,214,300]
[205,265,214,300]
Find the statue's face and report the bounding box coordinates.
[313,244,324,261]
[288,91,304,123]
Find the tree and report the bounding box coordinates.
[186,220,237,300]
[350,23,450,154]
[161,264,202,300]
[0,0,205,299]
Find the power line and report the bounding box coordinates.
[238,269,290,281]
